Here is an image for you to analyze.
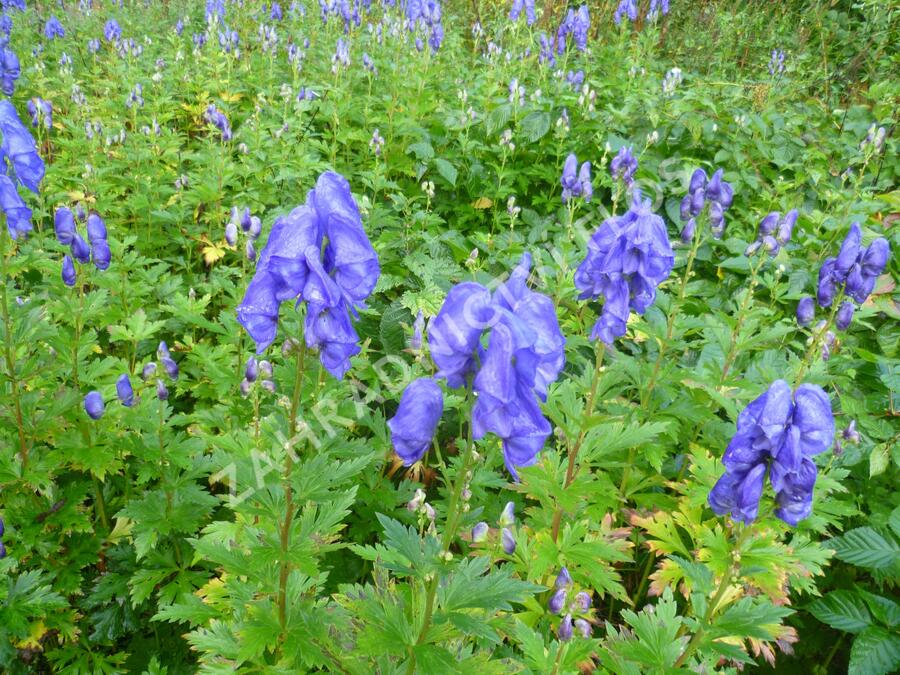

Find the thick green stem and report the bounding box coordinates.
[551,342,605,541]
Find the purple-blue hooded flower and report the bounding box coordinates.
[116,373,134,406]
[44,16,65,40]
[61,255,76,287]
[0,100,46,194]
[610,146,637,186]
[0,174,32,239]
[574,190,674,344]
[835,300,854,331]
[71,233,91,264]
[796,296,814,327]
[388,377,443,465]
[84,390,104,419]
[427,281,495,388]
[104,19,121,42]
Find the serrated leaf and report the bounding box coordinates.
[519,111,550,143]
[828,527,900,570]
[433,158,457,186]
[848,626,900,675]
[808,591,872,633]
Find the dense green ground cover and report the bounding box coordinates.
[0,0,897,672]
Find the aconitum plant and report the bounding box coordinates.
[574,190,674,344]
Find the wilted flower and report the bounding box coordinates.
[84,391,105,419]
[574,190,674,344]
[116,373,134,406]
[388,377,444,465]
[709,380,834,526]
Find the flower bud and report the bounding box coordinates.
[836,300,854,331]
[680,218,696,244]
[407,488,426,511]
[162,356,179,380]
[471,521,489,543]
[156,379,169,400]
[158,341,170,359]
[557,614,573,641]
[84,391,105,419]
[246,240,256,262]
[245,357,258,383]
[842,420,860,444]
[555,567,573,589]
[501,527,516,554]
[758,211,779,236]
[796,296,815,327]
[574,591,592,611]
[499,501,515,527]
[248,216,262,239]
[548,588,567,614]
[61,255,76,287]
[225,221,238,246]
[574,618,592,638]
[261,379,276,392]
[142,361,157,380]
[744,240,761,257]
[239,378,251,397]
[116,373,134,407]
[259,360,273,378]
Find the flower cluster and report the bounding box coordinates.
[556,5,589,53]
[745,209,797,257]
[239,356,275,396]
[225,206,263,261]
[143,341,180,401]
[472,501,517,555]
[817,223,889,309]
[709,379,834,526]
[609,146,637,187]
[661,67,682,96]
[0,100,44,238]
[560,152,591,203]
[549,567,593,640]
[369,128,384,155]
[768,49,785,76]
[615,0,668,24]
[423,253,566,478]
[203,103,232,141]
[125,83,144,109]
[44,15,65,40]
[237,171,379,379]
[574,191,674,344]
[104,18,121,42]
[678,167,733,240]
[55,207,110,284]
[509,0,535,26]
[26,97,52,129]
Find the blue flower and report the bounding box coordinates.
[44,15,65,40]
[709,380,833,526]
[560,153,591,204]
[237,171,379,377]
[116,373,134,406]
[817,223,890,311]
[0,174,31,239]
[427,282,495,388]
[796,296,814,327]
[614,0,637,25]
[0,100,45,194]
[91,239,111,270]
[71,233,91,264]
[27,98,52,129]
[1,46,19,96]
[61,255,76,286]
[84,391,104,419]
[388,377,443,465]
[574,190,674,344]
[679,167,733,238]
[610,146,637,186]
[104,19,121,42]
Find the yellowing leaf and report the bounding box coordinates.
[15,620,47,649]
[472,197,493,209]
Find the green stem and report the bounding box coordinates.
[278,341,307,632]
[674,525,749,668]
[551,342,605,541]
[0,237,28,468]
[794,290,843,386]
[407,381,477,674]
[719,255,766,385]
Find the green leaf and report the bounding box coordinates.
[485,103,512,137]
[406,141,434,160]
[519,111,550,143]
[848,626,900,675]
[433,158,458,186]
[828,527,900,570]
[808,591,872,634]
[870,444,890,477]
